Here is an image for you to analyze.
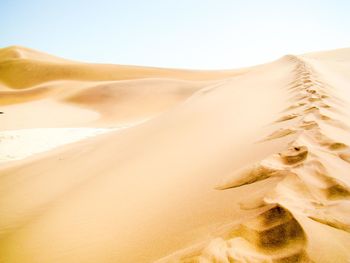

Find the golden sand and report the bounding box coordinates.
[1,46,350,262]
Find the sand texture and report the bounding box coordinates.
[1,46,350,262]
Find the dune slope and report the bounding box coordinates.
[1,47,350,263]
[0,46,247,89]
[0,46,250,129]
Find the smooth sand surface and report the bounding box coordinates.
[1,46,350,262]
[0,128,111,163]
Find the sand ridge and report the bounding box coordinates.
[1,47,350,263]
[0,46,249,90]
[156,55,350,262]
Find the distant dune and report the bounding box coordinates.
[1,46,350,262]
[0,46,247,89]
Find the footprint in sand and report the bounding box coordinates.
[215,162,297,190]
[308,96,322,102]
[328,142,348,151]
[183,205,310,263]
[302,79,313,85]
[318,102,331,108]
[299,120,319,130]
[306,89,317,94]
[283,102,307,112]
[303,106,320,114]
[275,114,299,123]
[261,128,298,142]
[237,205,306,249]
[279,146,308,165]
[215,164,278,190]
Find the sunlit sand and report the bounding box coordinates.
[0,128,111,163]
[1,46,350,262]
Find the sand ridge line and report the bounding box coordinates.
[157,56,350,262]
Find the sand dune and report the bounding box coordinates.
[0,46,247,128]
[0,46,248,89]
[1,47,350,262]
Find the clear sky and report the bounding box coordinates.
[1,0,350,69]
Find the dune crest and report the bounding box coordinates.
[156,55,350,262]
[1,47,350,262]
[0,46,248,89]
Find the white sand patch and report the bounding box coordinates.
[0,99,101,130]
[0,128,115,163]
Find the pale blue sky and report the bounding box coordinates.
[1,0,350,69]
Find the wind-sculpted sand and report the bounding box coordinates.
[161,55,350,263]
[1,46,350,262]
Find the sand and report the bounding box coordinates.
[1,46,350,262]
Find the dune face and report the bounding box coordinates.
[1,47,350,263]
[167,55,350,262]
